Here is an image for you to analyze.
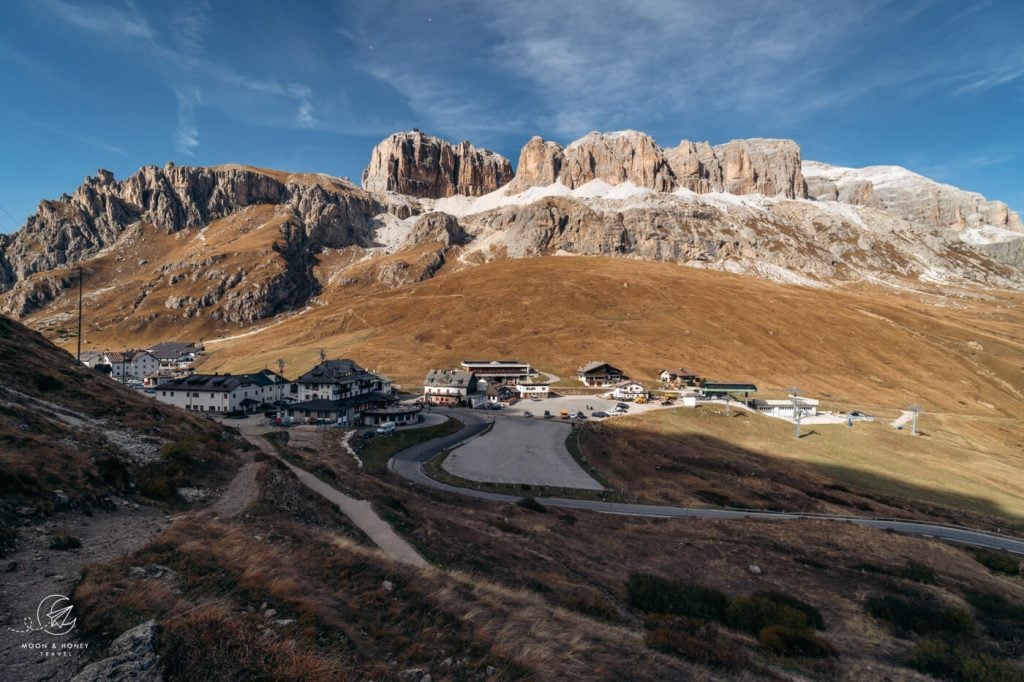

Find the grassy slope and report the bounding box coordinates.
[0,317,244,548]
[226,424,1024,680]
[19,253,1024,524]
[582,406,1024,526]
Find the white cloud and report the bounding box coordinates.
[44,0,153,39]
[174,86,200,155]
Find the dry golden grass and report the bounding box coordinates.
[267,426,1024,680]
[14,247,1024,521]
[582,406,1024,525]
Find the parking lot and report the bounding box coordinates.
[502,394,677,420]
[441,416,604,490]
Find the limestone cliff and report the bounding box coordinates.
[361,130,513,198]
[508,132,806,199]
[559,131,674,191]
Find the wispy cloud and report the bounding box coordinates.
[173,86,200,155]
[15,112,130,157]
[42,0,323,154]
[44,0,153,39]
[340,0,1023,144]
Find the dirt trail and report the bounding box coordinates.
[0,449,262,680]
[243,433,427,568]
[206,452,263,519]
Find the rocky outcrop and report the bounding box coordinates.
[507,136,564,193]
[803,161,1023,232]
[559,131,674,191]
[72,619,162,681]
[0,164,385,290]
[361,130,513,198]
[663,141,721,194]
[401,212,468,249]
[713,139,807,199]
[507,132,806,199]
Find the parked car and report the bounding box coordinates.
[576,411,586,419]
[376,421,396,435]
[616,403,630,410]
[592,411,608,418]
[524,410,533,418]
[543,410,552,419]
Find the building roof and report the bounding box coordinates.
[661,367,698,376]
[611,380,645,389]
[700,382,758,392]
[147,341,199,360]
[577,361,623,375]
[296,359,368,384]
[424,369,475,388]
[461,360,529,368]
[156,372,275,392]
[754,398,819,407]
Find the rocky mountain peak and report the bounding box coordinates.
[506,131,807,199]
[560,130,674,191]
[361,130,514,199]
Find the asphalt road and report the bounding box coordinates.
[389,409,1024,556]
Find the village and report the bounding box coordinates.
[78,342,887,433]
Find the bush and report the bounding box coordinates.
[866,592,974,637]
[910,637,1024,682]
[644,614,748,669]
[49,532,82,550]
[758,625,837,658]
[899,560,938,584]
[726,596,812,635]
[753,592,825,629]
[973,549,1021,576]
[161,438,198,466]
[963,589,1024,647]
[516,497,547,513]
[626,573,729,621]
[136,462,184,501]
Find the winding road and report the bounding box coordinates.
[389,409,1024,556]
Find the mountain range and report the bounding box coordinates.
[0,128,1022,339]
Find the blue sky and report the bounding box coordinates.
[1,0,1022,232]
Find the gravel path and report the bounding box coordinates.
[242,433,427,568]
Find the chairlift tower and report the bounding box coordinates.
[909,403,921,436]
[319,348,327,365]
[789,387,803,439]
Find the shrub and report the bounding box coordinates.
[516,497,547,513]
[973,549,1021,576]
[753,592,825,630]
[726,596,812,635]
[963,589,1024,648]
[899,560,938,584]
[758,625,837,658]
[626,573,729,621]
[910,637,1024,682]
[644,614,748,669]
[136,462,184,501]
[161,438,198,466]
[49,532,82,550]
[865,592,974,637]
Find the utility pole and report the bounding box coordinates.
[790,387,803,439]
[909,404,921,436]
[76,266,83,363]
[319,348,326,365]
